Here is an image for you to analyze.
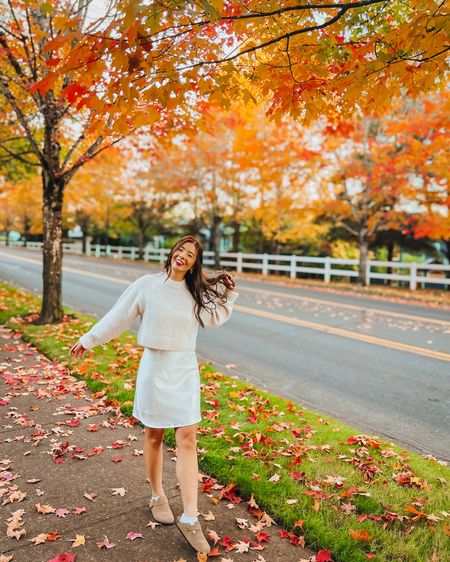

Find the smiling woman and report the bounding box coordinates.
[69,234,239,554]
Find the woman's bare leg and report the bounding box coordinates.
[144,427,166,497]
[174,424,198,517]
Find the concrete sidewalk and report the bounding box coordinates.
[0,326,315,562]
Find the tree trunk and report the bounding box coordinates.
[358,230,369,286]
[231,219,240,252]
[138,228,145,260]
[5,230,10,246]
[386,241,394,285]
[210,214,221,269]
[39,175,65,324]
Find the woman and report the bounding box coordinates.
[69,235,239,554]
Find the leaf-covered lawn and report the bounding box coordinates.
[1,282,449,562]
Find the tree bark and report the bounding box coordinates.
[209,214,222,269]
[358,229,369,286]
[231,219,240,252]
[39,174,65,324]
[386,241,394,285]
[138,227,145,260]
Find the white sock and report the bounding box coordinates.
[180,512,198,524]
[151,495,161,501]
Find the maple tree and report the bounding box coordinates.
[55,0,449,123]
[0,1,170,322]
[316,92,449,285]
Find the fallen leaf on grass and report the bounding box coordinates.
[350,529,372,541]
[268,473,280,483]
[317,550,333,562]
[286,498,298,504]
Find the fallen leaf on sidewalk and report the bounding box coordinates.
[70,534,85,547]
[47,554,76,562]
[207,529,220,544]
[36,503,55,514]
[126,531,143,540]
[146,520,161,529]
[111,487,127,497]
[201,510,216,520]
[0,554,14,561]
[96,535,115,549]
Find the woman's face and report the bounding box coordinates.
[171,241,198,276]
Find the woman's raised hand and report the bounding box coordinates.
[69,341,87,359]
[222,271,236,290]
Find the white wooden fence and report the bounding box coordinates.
[3,240,449,290]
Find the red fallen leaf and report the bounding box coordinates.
[111,456,124,463]
[207,547,220,556]
[72,507,86,515]
[111,441,124,449]
[66,420,81,427]
[256,531,270,543]
[47,554,76,562]
[317,550,333,562]
[86,424,98,432]
[87,447,104,457]
[294,519,305,529]
[54,458,65,464]
[278,530,290,539]
[219,535,236,552]
[365,555,376,559]
[290,471,305,480]
[46,531,61,541]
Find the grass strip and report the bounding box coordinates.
[0,282,449,562]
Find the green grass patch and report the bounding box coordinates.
[1,281,449,562]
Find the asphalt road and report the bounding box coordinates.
[1,246,449,460]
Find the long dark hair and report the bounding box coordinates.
[162,235,232,328]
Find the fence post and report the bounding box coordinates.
[324,257,331,283]
[237,252,243,273]
[159,248,165,264]
[144,247,149,261]
[95,244,100,258]
[410,262,417,290]
[262,253,268,275]
[290,255,297,279]
[131,247,137,260]
[118,246,123,259]
[106,244,111,257]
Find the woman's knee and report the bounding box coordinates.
[175,425,197,450]
[144,427,165,447]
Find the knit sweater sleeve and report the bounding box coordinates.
[199,289,239,328]
[78,278,144,350]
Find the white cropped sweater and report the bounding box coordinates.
[78,270,239,351]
